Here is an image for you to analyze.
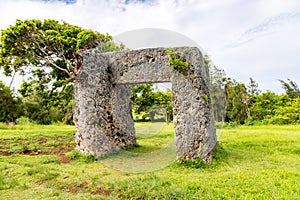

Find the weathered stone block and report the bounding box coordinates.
[74,47,217,162]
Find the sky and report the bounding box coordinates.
[0,0,300,93]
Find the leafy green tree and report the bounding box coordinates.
[154,90,172,122]
[131,84,173,122]
[0,19,111,91]
[0,80,22,122]
[247,77,261,96]
[279,79,300,98]
[0,19,111,75]
[97,40,127,53]
[250,91,288,121]
[242,77,261,120]
[225,78,248,124]
[21,95,51,124]
[131,84,155,117]
[274,97,300,124]
[0,19,120,124]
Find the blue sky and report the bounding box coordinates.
[0,0,300,93]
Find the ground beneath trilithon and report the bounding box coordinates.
[0,123,300,199]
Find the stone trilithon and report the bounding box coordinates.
[73,47,217,163]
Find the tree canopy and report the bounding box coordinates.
[0,19,114,101]
[279,79,300,99]
[0,19,117,124]
[0,19,111,78]
[131,84,172,122]
[0,81,22,122]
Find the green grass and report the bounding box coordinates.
[0,123,300,199]
[0,124,75,156]
[128,122,174,153]
[98,122,176,173]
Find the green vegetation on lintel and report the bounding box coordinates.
[165,48,189,75]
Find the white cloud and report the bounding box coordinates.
[0,0,300,93]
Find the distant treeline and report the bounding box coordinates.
[0,19,299,125]
[1,76,299,126]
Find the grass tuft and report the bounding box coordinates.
[67,150,97,163]
[174,158,208,169]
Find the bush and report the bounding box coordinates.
[269,116,290,125]
[244,119,261,126]
[15,117,33,125]
[67,150,81,160]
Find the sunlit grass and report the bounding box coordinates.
[130,122,174,153]
[0,124,75,139]
[98,122,176,173]
[0,123,299,199]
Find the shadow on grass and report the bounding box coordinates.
[67,142,231,172]
[172,143,230,170]
[95,141,176,173]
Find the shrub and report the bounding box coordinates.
[269,116,290,125]
[15,117,33,125]
[67,150,82,160]
[244,119,261,126]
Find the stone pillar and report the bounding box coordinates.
[110,84,136,146]
[73,51,135,157]
[172,48,217,162]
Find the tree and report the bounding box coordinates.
[247,77,260,96]
[205,55,226,122]
[279,79,300,98]
[131,84,173,122]
[275,97,300,124]
[131,84,155,118]
[250,91,287,121]
[225,78,248,124]
[154,90,172,122]
[0,80,22,122]
[0,19,121,123]
[0,19,111,91]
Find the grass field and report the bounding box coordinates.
[0,123,300,199]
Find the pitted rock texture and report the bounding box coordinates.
[73,47,217,162]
